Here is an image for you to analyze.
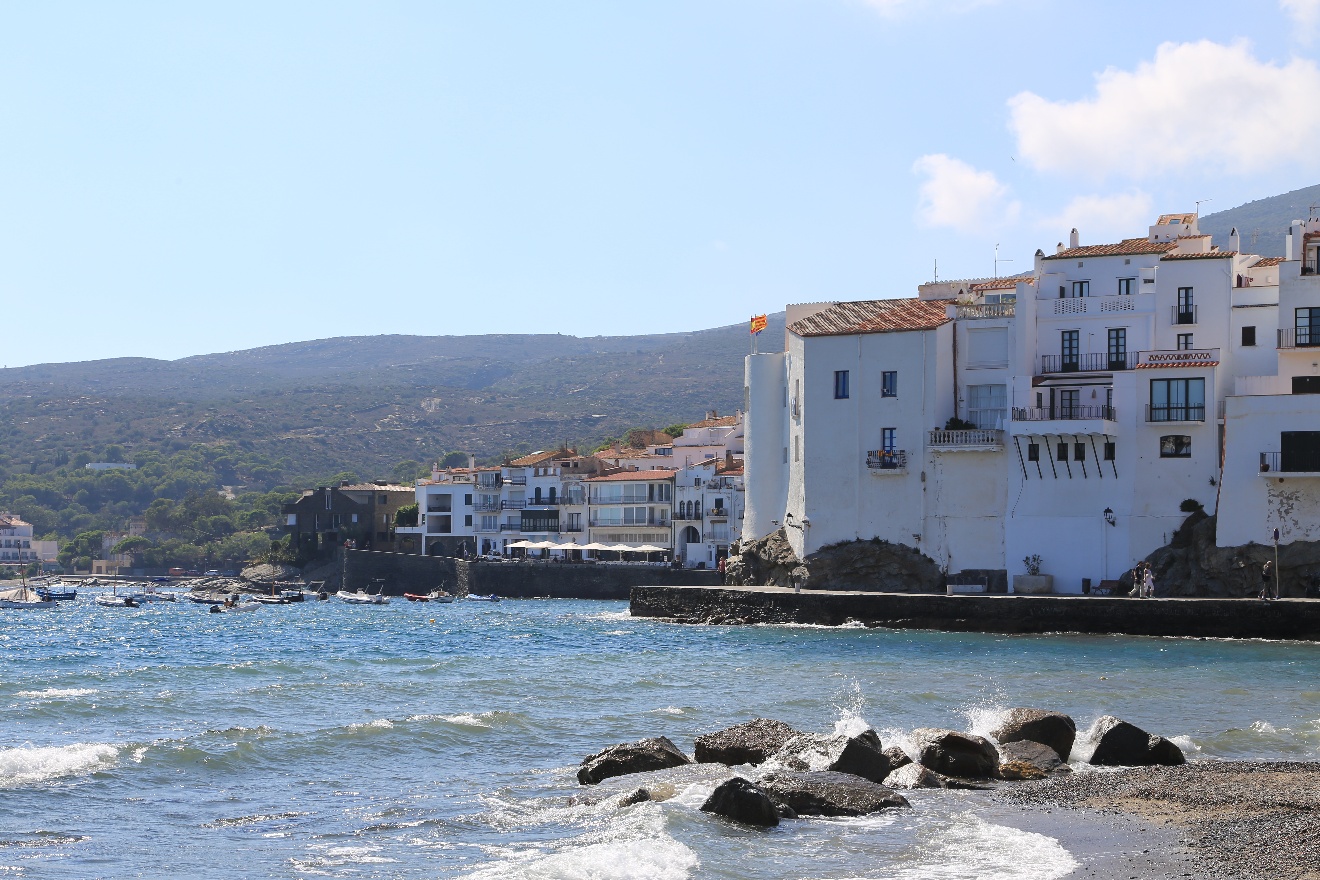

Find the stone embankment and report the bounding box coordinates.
[630,584,1320,640]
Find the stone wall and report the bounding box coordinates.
[630,585,1320,641]
[344,549,722,599]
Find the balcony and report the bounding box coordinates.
[927,429,1004,451]
[425,505,451,514]
[562,524,584,533]
[1010,406,1117,436]
[501,500,526,510]
[505,476,527,485]
[1040,352,1137,373]
[525,497,560,507]
[1277,328,1320,349]
[1135,348,1219,369]
[1146,404,1206,423]
[589,518,670,528]
[956,302,1015,320]
[1049,294,1149,317]
[473,501,500,512]
[1171,306,1198,325]
[499,523,522,532]
[1260,452,1320,476]
[866,450,908,472]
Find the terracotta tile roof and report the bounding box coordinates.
[0,513,30,528]
[584,469,677,482]
[687,416,737,428]
[969,276,1029,292]
[1134,361,1219,369]
[789,299,951,337]
[1043,238,1176,260]
[1177,234,1211,239]
[1161,251,1236,260]
[1253,257,1286,267]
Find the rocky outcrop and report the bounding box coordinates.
[1143,513,1320,597]
[694,719,802,766]
[700,777,781,827]
[998,740,1065,775]
[990,708,1077,762]
[911,728,1000,779]
[724,529,943,593]
[1075,716,1186,767]
[768,729,891,783]
[577,737,692,785]
[758,770,909,816]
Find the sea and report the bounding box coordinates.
[2,594,1319,879]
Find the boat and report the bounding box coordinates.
[0,582,57,609]
[32,579,78,602]
[189,591,228,604]
[336,589,389,605]
[95,593,138,608]
[464,593,502,603]
[216,595,260,612]
[404,589,455,603]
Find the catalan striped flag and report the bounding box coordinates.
[750,314,767,335]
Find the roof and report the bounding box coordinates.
[789,299,951,337]
[0,513,30,528]
[338,483,412,493]
[1253,257,1286,267]
[717,464,744,476]
[509,449,572,466]
[969,277,1028,292]
[1043,238,1176,260]
[686,415,737,428]
[1161,251,1236,261]
[585,469,677,482]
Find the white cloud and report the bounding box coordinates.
[1282,0,1320,41]
[911,153,1020,233]
[1042,191,1155,243]
[1008,40,1320,178]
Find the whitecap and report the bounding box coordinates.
[0,743,119,787]
[649,706,688,716]
[15,688,97,700]
[888,814,1078,880]
[347,719,394,731]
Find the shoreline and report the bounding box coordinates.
[996,761,1320,879]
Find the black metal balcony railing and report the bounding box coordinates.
[561,524,584,533]
[1172,305,1198,325]
[1260,452,1320,473]
[473,501,500,512]
[1146,404,1206,423]
[1012,405,1116,421]
[426,505,451,513]
[500,500,525,510]
[865,450,907,470]
[505,476,527,485]
[1277,328,1320,349]
[1303,259,1318,275]
[499,523,522,531]
[1040,352,1137,373]
[526,497,560,507]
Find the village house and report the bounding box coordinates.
[282,481,414,555]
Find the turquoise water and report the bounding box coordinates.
[2,595,1319,878]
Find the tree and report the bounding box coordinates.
[395,504,419,527]
[111,536,152,564]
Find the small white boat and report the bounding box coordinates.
[0,584,56,609]
[464,593,501,603]
[336,589,389,605]
[404,590,455,603]
[95,594,138,608]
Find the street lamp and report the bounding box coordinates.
[1101,508,1115,583]
[1103,508,1116,526]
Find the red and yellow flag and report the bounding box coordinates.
[750,314,767,335]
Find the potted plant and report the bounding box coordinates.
[1013,555,1054,594]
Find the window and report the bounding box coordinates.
[1061,330,1080,371]
[881,428,897,452]
[1103,442,1116,461]
[465,494,472,505]
[1058,285,1066,299]
[1296,308,1320,347]
[1160,435,1192,458]
[967,384,1007,429]
[379,494,388,504]
[834,370,850,399]
[1118,277,1135,296]
[1282,431,1320,471]
[1241,325,1256,347]
[1057,442,1069,461]
[1107,328,1127,370]
[1150,378,1205,421]
[1027,443,1039,462]
[1074,443,1086,461]
[1071,281,1090,298]
[1176,287,1195,324]
[881,371,897,398]
[1060,389,1079,417]
[464,515,472,527]
[1177,333,1194,350]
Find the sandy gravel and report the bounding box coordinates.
[998,761,1320,880]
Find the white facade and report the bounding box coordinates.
[673,457,744,568]
[0,514,42,565]
[744,213,1317,593]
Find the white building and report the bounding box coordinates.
[744,212,1310,592]
[673,455,744,568]
[0,513,43,566]
[585,470,675,550]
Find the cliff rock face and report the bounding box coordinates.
[725,529,943,593]
[1146,513,1320,597]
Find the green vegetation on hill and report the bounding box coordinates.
[1199,184,1320,256]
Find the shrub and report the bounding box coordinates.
[1179,498,1203,513]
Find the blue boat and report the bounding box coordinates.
[34,581,78,601]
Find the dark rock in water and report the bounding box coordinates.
[911,728,999,778]
[883,762,989,790]
[758,770,909,816]
[770,729,891,783]
[618,788,651,807]
[577,737,692,785]
[724,528,943,593]
[990,708,1077,762]
[998,740,1064,774]
[883,746,912,772]
[694,718,802,766]
[699,777,780,827]
[1076,716,1185,766]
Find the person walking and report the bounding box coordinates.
[1142,564,1155,599]
[1260,560,1274,600]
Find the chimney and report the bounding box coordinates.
[1034,248,1044,272]
[1229,227,1240,253]
[468,453,476,470]
[1069,228,1080,249]
[431,462,440,482]
[1056,242,1065,255]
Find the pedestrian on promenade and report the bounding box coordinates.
[1142,565,1155,599]
[1260,560,1274,600]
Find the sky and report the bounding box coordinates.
[4,0,1320,367]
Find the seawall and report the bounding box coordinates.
[629,585,1320,641]
[343,549,722,599]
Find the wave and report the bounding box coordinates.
[409,710,527,730]
[889,814,1078,880]
[14,688,98,700]
[0,743,118,787]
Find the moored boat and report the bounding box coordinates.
[0,583,56,609]
[337,589,389,605]
[464,593,501,603]
[404,590,455,603]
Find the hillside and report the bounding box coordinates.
[0,314,787,486]
[1199,184,1320,256]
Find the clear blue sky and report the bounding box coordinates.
[3,1,1318,367]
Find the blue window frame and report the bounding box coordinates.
[834,370,850,399]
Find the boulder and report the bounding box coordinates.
[989,708,1077,762]
[577,736,692,785]
[618,788,651,807]
[911,728,999,778]
[769,729,891,783]
[694,718,802,766]
[1075,716,1186,766]
[883,746,912,772]
[699,777,780,827]
[758,770,909,817]
[724,529,944,593]
[998,761,1047,781]
[998,740,1064,775]
[883,763,988,790]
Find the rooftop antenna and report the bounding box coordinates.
[933,258,939,283]
[994,244,1013,279]
[1195,198,1212,218]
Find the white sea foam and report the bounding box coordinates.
[0,743,119,786]
[888,814,1078,880]
[649,706,688,716]
[347,718,394,731]
[964,705,1011,742]
[1250,720,1278,735]
[1170,734,1201,755]
[15,688,97,700]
